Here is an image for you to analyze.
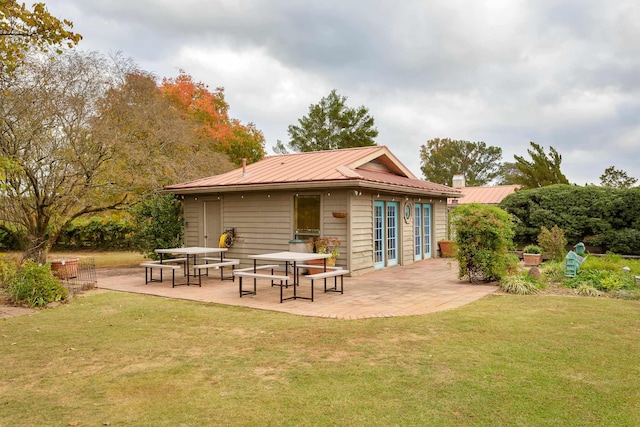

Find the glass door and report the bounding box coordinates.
[422,204,432,258]
[414,203,432,260]
[414,204,422,261]
[386,202,398,266]
[374,201,385,269]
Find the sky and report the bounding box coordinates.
[45,0,640,185]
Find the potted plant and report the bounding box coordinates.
[438,238,457,258]
[522,244,543,266]
[306,236,341,273]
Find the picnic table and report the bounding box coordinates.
[143,247,231,287]
[235,251,347,302]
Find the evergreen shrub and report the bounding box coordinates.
[451,203,517,283]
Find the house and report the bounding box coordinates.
[447,174,520,208]
[165,146,461,276]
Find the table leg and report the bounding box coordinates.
[292,261,297,298]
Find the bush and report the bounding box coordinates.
[500,274,541,295]
[537,225,568,261]
[564,269,636,293]
[4,261,68,308]
[129,193,183,259]
[0,254,19,287]
[523,244,543,254]
[540,261,564,282]
[55,216,135,250]
[575,283,603,297]
[500,185,640,255]
[451,204,516,283]
[0,228,20,250]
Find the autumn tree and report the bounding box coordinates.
[419,138,503,186]
[286,89,378,152]
[600,166,637,188]
[0,1,82,75]
[511,142,569,189]
[161,72,265,166]
[95,70,233,191]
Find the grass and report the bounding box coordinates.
[2,292,640,426]
[5,250,146,268]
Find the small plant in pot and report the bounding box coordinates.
[522,244,543,266]
[306,236,341,272]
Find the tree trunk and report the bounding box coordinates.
[20,236,52,264]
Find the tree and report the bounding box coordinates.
[512,142,569,189]
[496,161,523,185]
[419,138,503,186]
[161,72,265,166]
[0,1,82,75]
[600,166,637,188]
[95,70,233,191]
[286,89,378,152]
[272,140,288,154]
[0,51,127,262]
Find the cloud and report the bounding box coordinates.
[47,0,640,185]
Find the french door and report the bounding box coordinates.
[374,200,398,269]
[414,203,432,260]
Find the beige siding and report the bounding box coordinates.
[223,192,292,269]
[433,200,448,256]
[321,190,349,269]
[349,192,375,275]
[184,198,202,247]
[179,188,449,273]
[401,200,414,265]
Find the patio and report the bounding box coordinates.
[96,258,498,319]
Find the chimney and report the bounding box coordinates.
[452,174,465,189]
[241,158,247,177]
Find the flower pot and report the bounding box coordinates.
[523,253,542,266]
[306,257,336,274]
[438,241,457,258]
[51,258,79,279]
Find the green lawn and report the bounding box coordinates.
[1,292,640,426]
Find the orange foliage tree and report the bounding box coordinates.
[161,72,265,166]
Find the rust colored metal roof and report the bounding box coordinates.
[448,185,520,205]
[166,146,460,196]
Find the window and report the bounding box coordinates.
[294,195,320,240]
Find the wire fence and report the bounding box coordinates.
[50,257,97,294]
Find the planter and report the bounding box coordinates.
[523,253,543,266]
[306,257,336,275]
[332,211,348,218]
[438,240,457,258]
[51,258,79,279]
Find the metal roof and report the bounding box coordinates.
[448,185,520,205]
[166,146,460,197]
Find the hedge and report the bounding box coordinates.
[499,185,640,255]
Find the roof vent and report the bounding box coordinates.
[452,174,465,189]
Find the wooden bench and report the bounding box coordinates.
[304,269,348,295]
[192,258,240,283]
[140,262,182,287]
[233,265,288,299]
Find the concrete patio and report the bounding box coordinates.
[96,258,498,319]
